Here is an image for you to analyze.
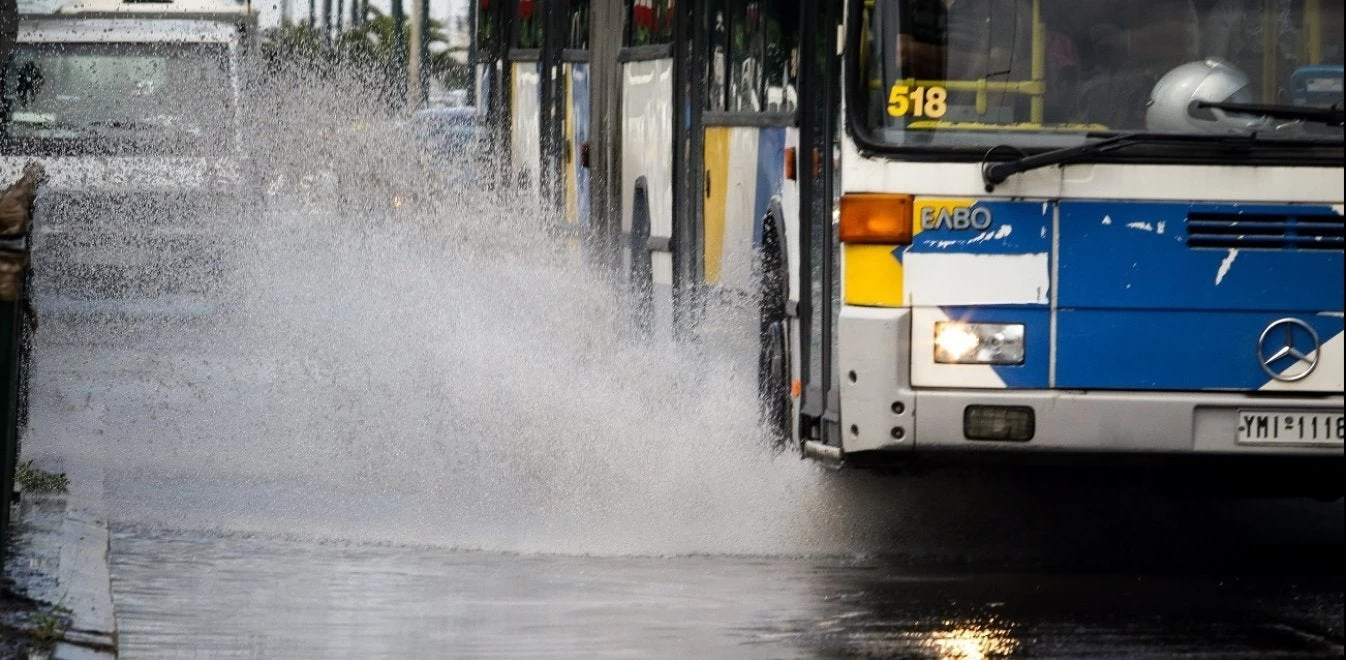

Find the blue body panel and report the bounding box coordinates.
[1054,201,1344,391]
[751,127,787,246]
[905,200,1343,391]
[1057,310,1344,391]
[570,63,591,227]
[1059,202,1343,312]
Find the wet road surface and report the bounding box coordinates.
[109,526,1342,659]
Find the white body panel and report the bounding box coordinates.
[781,128,801,309]
[1260,331,1345,392]
[621,58,674,271]
[838,306,914,453]
[841,137,1345,204]
[903,252,1050,306]
[511,62,542,200]
[716,128,763,293]
[780,129,803,440]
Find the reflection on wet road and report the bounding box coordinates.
[111,527,1342,659]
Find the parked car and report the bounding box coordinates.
[408,107,485,185]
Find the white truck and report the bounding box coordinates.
[3,0,253,314]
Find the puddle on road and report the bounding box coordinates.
[108,526,1345,660]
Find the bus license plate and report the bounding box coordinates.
[1236,410,1345,446]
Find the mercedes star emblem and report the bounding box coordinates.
[1257,318,1321,382]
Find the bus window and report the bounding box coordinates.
[730,0,765,111]
[1203,0,1345,102]
[762,0,798,112]
[706,0,798,112]
[515,0,544,49]
[567,0,591,49]
[627,0,675,46]
[710,9,728,110]
[857,0,1343,150]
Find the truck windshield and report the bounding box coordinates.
[2,43,233,155]
[853,0,1344,151]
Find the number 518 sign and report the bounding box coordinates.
[888,85,948,118]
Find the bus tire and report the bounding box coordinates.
[757,213,792,449]
[629,182,654,337]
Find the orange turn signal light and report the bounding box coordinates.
[839,193,914,244]
[784,147,797,181]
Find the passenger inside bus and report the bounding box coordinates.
[1202,0,1345,101]
[1064,0,1200,129]
[893,0,1033,85]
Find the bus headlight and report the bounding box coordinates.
[934,322,1025,365]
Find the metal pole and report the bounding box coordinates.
[391,0,407,110]
[418,0,430,105]
[408,0,423,108]
[468,0,478,106]
[308,0,315,27]
[0,287,20,570]
[322,0,333,46]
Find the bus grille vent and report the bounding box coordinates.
[1186,212,1345,251]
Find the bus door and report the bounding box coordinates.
[794,0,841,444]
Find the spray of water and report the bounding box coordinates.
[18,55,873,557]
[19,54,1341,563]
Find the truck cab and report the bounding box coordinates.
[3,0,253,313]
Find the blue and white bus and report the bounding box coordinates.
[477,0,1344,487]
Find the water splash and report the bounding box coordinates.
[19,58,865,557]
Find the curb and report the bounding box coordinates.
[20,457,117,659]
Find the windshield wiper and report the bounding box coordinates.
[981,125,1344,190]
[1195,100,1344,127]
[981,133,1173,191]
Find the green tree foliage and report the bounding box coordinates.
[261,10,469,97]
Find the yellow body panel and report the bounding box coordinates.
[564,64,578,224]
[843,244,905,307]
[703,127,731,285]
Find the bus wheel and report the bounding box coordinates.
[629,184,654,337]
[757,216,792,450]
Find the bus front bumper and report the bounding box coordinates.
[838,306,1345,459]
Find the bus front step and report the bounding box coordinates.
[802,440,843,467]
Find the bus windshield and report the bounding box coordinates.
[854,0,1344,151]
[3,43,234,155]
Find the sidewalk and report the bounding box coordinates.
[8,457,117,659]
